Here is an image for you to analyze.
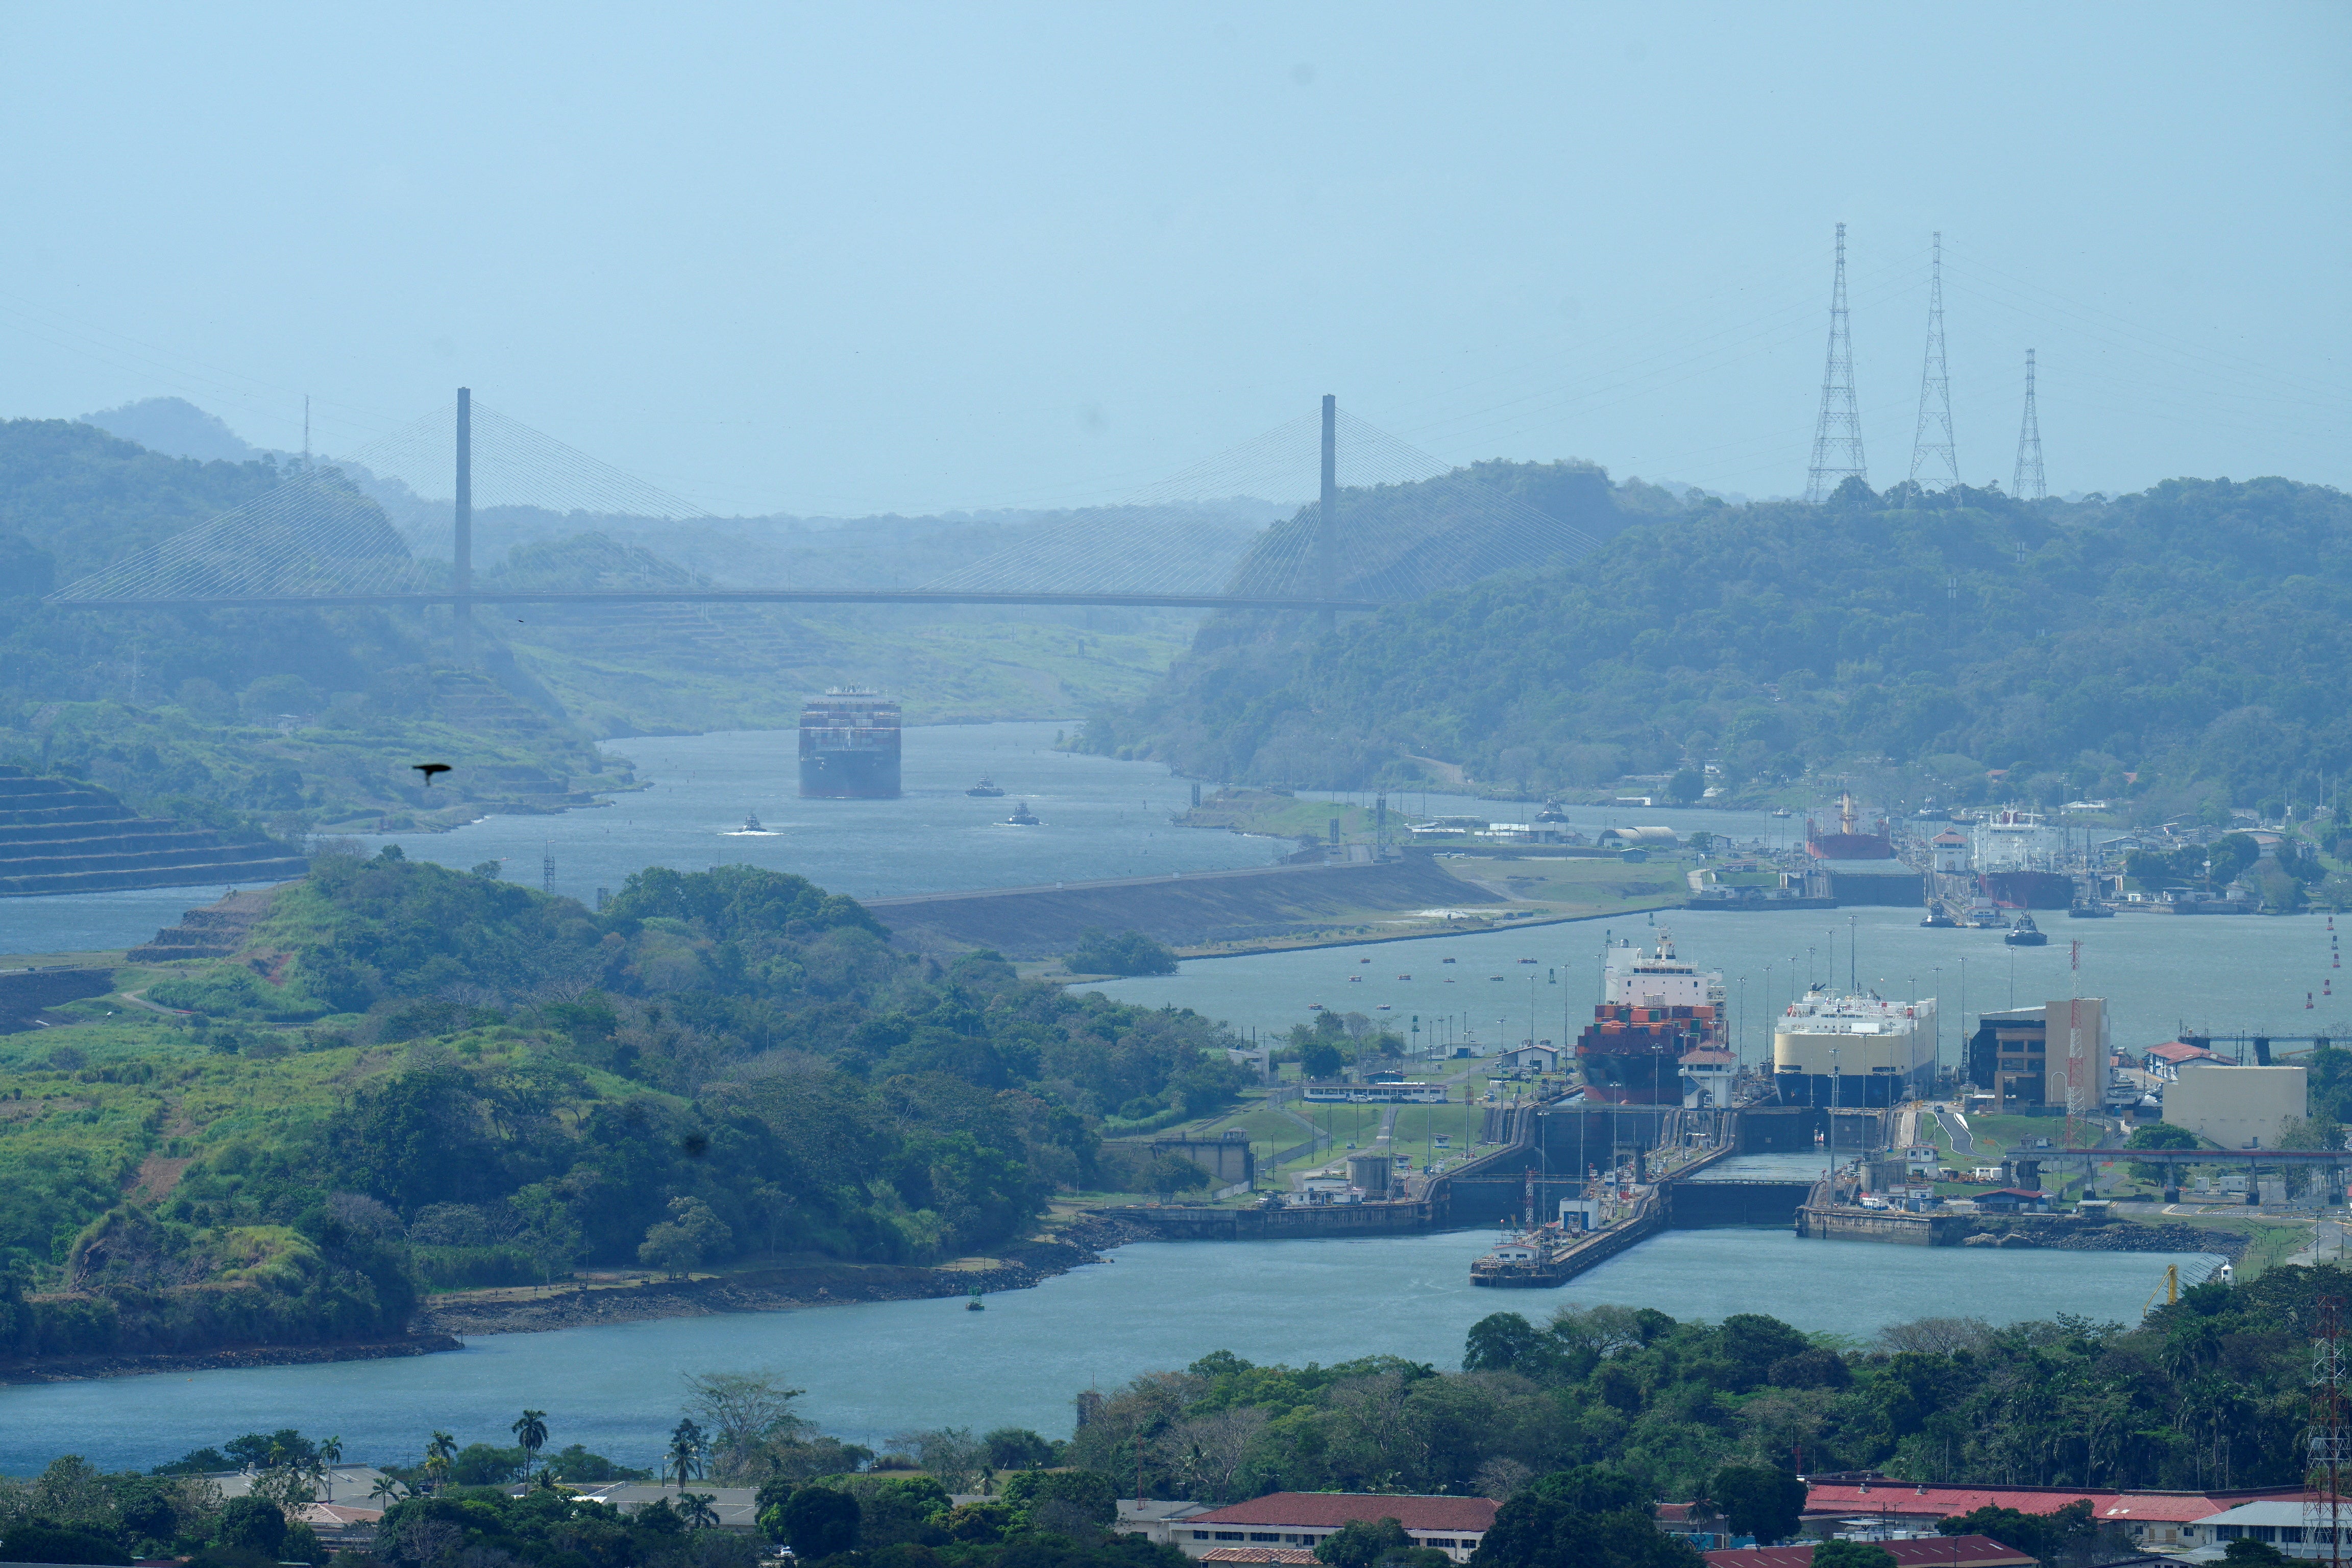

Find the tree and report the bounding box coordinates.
[2224,1541,2290,1567]
[1316,1518,1415,1568]
[1471,1491,1702,1568]
[213,1498,288,1559]
[367,1477,406,1507]
[1668,769,1705,805]
[1067,929,1180,977]
[639,1197,732,1276]
[771,1485,861,1557]
[1936,1502,2095,1566]
[1813,1544,1897,1568]
[686,1370,810,1482]
[1709,1466,1805,1545]
[2125,1121,2201,1184]
[511,1411,548,1482]
[0,1524,131,1565]
[981,1428,1057,1472]
[667,1418,707,1491]
[678,1493,721,1530]
[316,1437,342,1502]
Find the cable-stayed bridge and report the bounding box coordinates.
[45,390,1607,640]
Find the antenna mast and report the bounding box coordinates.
[1804,223,1868,503]
[1908,234,1959,491]
[2313,1294,2346,1568]
[2013,350,2047,500]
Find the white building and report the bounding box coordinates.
[2191,1499,2351,1557]
[2166,1060,2308,1148]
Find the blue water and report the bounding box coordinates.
[0,1219,2215,1477]
[0,722,1281,954]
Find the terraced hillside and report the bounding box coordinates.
[0,768,306,895]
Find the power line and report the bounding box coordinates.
[1804,223,1869,503]
[1908,233,1961,491]
[2013,349,2047,500]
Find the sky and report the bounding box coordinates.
[0,2,2343,518]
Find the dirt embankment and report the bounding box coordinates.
[417,1212,1157,1336]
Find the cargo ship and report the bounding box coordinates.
[1572,932,1725,1104]
[1771,985,1936,1108]
[1971,807,2073,909]
[798,689,901,799]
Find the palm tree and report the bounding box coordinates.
[665,1419,704,1493]
[368,1476,406,1508]
[424,1432,457,1497]
[678,1493,720,1531]
[511,1411,549,1483]
[318,1438,344,1502]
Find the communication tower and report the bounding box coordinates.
[1908,234,1960,491]
[542,839,555,896]
[2312,1294,2346,1568]
[2013,350,2047,500]
[1804,224,1869,503]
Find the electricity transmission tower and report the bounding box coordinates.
[1804,224,1868,503]
[2311,1295,2345,1568]
[1908,233,1959,491]
[2012,349,2047,500]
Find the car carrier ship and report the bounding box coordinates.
[1771,985,1936,1107]
[798,689,901,799]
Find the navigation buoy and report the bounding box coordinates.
[2308,992,2316,1010]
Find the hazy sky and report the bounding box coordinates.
[1,3,2343,516]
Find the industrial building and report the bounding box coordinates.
[1964,1000,2108,1110]
[2165,1060,2308,1148]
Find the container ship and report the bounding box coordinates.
[798,689,901,799]
[1571,932,1725,1104]
[1771,986,1936,1107]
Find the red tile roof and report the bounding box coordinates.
[1801,1482,2302,1524]
[1707,1537,2033,1568]
[2147,1042,2219,1064]
[1203,1552,1320,1564]
[1187,1494,1498,1533]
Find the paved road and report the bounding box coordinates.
[1935,1104,1977,1156]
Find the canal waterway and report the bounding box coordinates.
[1087,906,2351,1063]
[0,1216,2218,1477]
[0,732,2285,1474]
[0,722,1280,955]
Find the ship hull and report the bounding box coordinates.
[1772,1066,1928,1108]
[799,746,901,799]
[1978,870,2072,910]
[1573,1050,1683,1105]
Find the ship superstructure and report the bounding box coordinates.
[1970,807,2072,909]
[798,689,902,799]
[1772,986,1936,1108]
[1572,932,1726,1104]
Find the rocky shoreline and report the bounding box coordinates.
[0,1333,463,1385]
[1967,1216,2250,1258]
[418,1211,1160,1336]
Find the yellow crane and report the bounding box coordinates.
[2142,1262,2180,1316]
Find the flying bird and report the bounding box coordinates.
[412,764,451,786]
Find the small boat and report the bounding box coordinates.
[1770,807,1794,819]
[2005,916,2049,947]
[967,777,1005,798]
[2068,901,2114,919]
[1535,800,1569,823]
[1966,905,2006,929]
[1471,1222,1579,1287]
[1920,907,1957,928]
[743,810,762,832]
[965,1286,985,1311]
[1005,801,1040,825]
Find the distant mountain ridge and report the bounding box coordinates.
[1087,470,2352,824]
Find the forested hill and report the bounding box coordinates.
[0,855,1248,1362]
[1088,472,2352,819]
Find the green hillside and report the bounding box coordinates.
[1090,472,2352,822]
[0,855,1247,1360]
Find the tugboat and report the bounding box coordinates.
[2005,914,2049,947]
[2067,899,2115,919]
[1469,1222,1577,1287]
[743,810,763,833]
[1535,799,1570,823]
[965,1285,986,1311]
[1005,801,1040,826]
[967,776,1005,798]
[1920,905,1957,928]
[1770,807,1794,819]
